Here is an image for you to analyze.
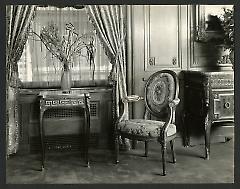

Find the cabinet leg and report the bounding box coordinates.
[183,113,190,147]
[184,136,190,147]
[84,112,90,168]
[144,141,148,157]
[204,116,211,160]
[39,110,45,170]
[85,131,90,168]
[205,130,210,160]
[83,98,91,168]
[115,134,119,164]
[132,140,137,149]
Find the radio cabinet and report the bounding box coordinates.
[182,70,234,160]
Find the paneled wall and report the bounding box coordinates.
[127,5,233,143]
[128,5,191,137]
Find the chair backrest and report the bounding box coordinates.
[144,70,179,118]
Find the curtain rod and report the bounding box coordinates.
[37,5,85,9]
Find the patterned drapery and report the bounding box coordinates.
[6,5,36,156]
[86,5,128,118]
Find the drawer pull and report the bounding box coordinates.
[224,102,230,109]
[149,57,155,66]
[172,57,177,65]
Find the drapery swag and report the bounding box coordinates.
[86,5,129,119]
[6,5,36,156]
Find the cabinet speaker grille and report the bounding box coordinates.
[44,108,83,118]
[90,102,98,117]
[43,102,99,118]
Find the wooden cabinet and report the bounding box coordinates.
[182,70,234,159]
[38,92,91,169]
[18,87,114,152]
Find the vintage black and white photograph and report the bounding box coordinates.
[5,4,234,183]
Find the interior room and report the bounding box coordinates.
[5,4,235,184]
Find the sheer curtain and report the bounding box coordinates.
[6,5,36,156]
[18,6,111,87]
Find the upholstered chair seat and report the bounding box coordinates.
[118,119,176,138]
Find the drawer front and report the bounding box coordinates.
[183,71,234,88]
[213,89,234,120]
[210,77,234,89]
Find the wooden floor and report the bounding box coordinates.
[6,138,234,184]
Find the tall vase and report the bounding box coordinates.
[61,65,72,93]
[194,42,225,67]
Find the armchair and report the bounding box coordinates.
[114,70,180,176]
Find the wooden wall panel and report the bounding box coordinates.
[131,5,190,123]
[145,5,180,71]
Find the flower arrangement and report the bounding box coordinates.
[195,7,234,48]
[219,7,234,51]
[218,6,234,65]
[37,22,95,71]
[194,6,234,65]
[31,22,96,91]
[195,15,224,44]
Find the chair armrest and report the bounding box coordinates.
[160,98,180,139]
[122,95,144,103]
[169,98,180,108]
[116,95,144,125]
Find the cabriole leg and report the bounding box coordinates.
[115,134,119,164]
[170,140,176,163]
[144,141,148,157]
[161,142,167,176]
[204,114,211,160]
[39,110,45,171]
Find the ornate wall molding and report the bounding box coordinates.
[143,5,182,71]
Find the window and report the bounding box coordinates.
[18,6,111,87]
